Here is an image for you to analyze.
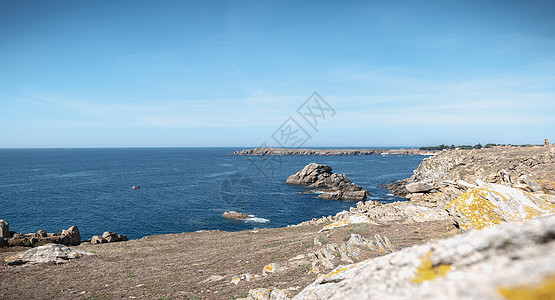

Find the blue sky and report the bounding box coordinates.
[1,0,554,147]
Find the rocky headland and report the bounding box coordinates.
[230,147,438,156]
[2,144,555,299]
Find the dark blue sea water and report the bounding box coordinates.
[0,148,426,240]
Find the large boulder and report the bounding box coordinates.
[294,214,555,300]
[446,183,555,230]
[287,163,369,200]
[0,219,8,239]
[4,243,92,265]
[61,225,81,246]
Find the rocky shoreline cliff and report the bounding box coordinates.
[230,147,438,156]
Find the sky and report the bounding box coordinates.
[1,0,554,148]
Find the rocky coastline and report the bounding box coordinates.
[230,147,438,156]
[2,144,555,299]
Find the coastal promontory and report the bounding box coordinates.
[230,147,437,156]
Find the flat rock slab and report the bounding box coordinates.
[4,243,93,265]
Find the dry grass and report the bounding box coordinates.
[0,220,458,300]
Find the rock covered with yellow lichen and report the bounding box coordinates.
[293,214,555,299]
[446,183,555,230]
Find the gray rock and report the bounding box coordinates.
[62,226,81,246]
[36,229,47,238]
[0,219,8,239]
[117,234,128,241]
[4,243,92,265]
[105,235,119,243]
[293,215,555,300]
[518,174,542,192]
[405,182,433,193]
[287,163,369,200]
[347,234,367,246]
[0,237,7,247]
[90,235,106,244]
[102,231,116,239]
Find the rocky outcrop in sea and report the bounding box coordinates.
[286,163,369,200]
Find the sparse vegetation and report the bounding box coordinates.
[0,220,457,299]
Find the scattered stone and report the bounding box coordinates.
[367,234,395,254]
[102,231,116,239]
[222,211,250,220]
[270,288,295,300]
[248,288,272,300]
[545,138,550,146]
[90,231,127,244]
[347,234,367,246]
[313,237,322,246]
[230,276,241,285]
[201,275,225,283]
[4,243,92,265]
[319,214,376,232]
[5,225,82,247]
[518,174,542,192]
[289,254,306,261]
[262,263,281,275]
[320,258,335,269]
[90,235,106,244]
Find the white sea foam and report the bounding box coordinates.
[244,215,270,223]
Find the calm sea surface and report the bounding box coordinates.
[0,148,426,239]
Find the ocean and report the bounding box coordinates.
[0,148,426,239]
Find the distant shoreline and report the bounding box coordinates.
[229,147,438,156]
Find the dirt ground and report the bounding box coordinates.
[1,220,458,300]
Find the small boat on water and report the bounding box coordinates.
[132,186,141,189]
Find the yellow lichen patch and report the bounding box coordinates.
[264,263,275,272]
[447,188,504,230]
[249,288,271,298]
[411,251,451,284]
[498,274,555,300]
[523,205,543,220]
[230,276,240,284]
[447,185,555,230]
[310,267,320,274]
